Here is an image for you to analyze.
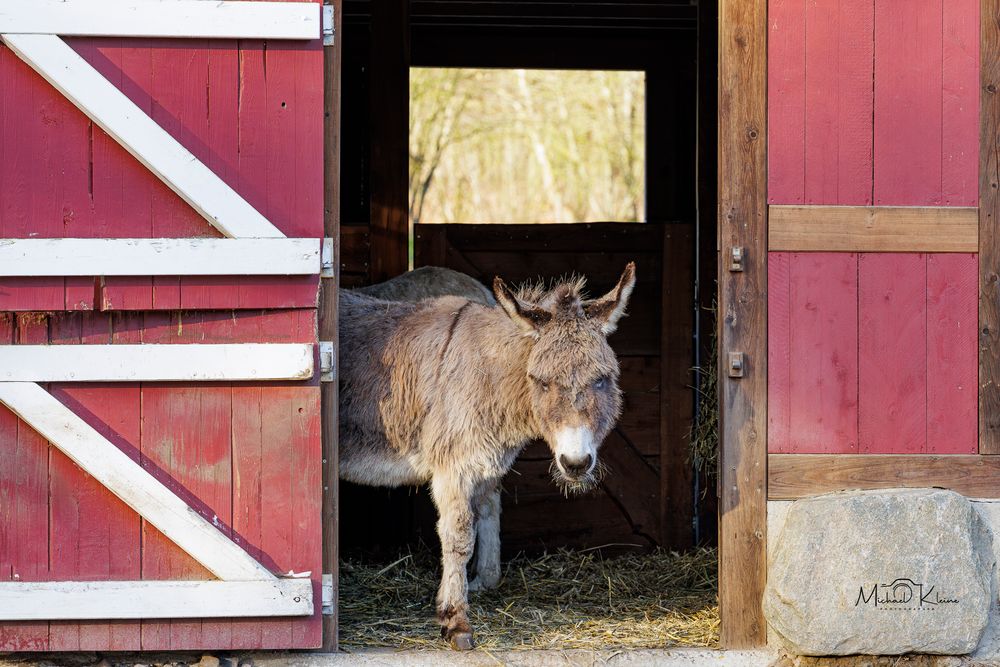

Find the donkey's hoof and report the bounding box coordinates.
[448,631,475,651]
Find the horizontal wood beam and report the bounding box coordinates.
[0,579,313,620]
[0,344,314,382]
[1,34,285,239]
[0,238,320,276]
[0,1,320,40]
[769,454,1000,499]
[0,382,278,581]
[769,205,978,252]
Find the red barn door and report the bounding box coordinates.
[0,0,328,651]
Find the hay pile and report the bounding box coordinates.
[339,546,719,651]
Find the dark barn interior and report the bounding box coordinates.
[336,0,718,558]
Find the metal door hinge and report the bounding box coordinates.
[320,341,336,382]
[322,573,334,615]
[321,237,335,277]
[322,4,335,46]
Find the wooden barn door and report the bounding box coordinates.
[0,1,330,651]
[720,0,990,651]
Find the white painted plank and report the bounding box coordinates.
[0,344,314,382]
[0,238,320,276]
[0,580,313,620]
[0,382,277,581]
[1,34,285,239]
[0,1,319,40]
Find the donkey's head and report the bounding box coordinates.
[493,263,636,493]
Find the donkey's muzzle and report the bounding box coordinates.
[559,453,593,478]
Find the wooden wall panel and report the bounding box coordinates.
[768,253,979,454]
[769,253,858,454]
[768,0,873,205]
[0,30,323,311]
[927,254,979,453]
[858,254,928,452]
[0,311,321,651]
[874,0,979,205]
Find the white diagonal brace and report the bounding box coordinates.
[0,382,276,581]
[0,580,313,620]
[1,34,284,239]
[0,238,320,276]
[0,1,320,40]
[0,344,314,382]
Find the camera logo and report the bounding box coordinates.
[855,578,959,610]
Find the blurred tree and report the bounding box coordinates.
[409,68,645,224]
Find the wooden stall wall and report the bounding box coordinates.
[0,5,325,651]
[767,0,980,456]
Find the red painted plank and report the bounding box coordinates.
[0,44,64,312]
[47,313,143,651]
[859,254,927,453]
[0,315,51,651]
[942,0,980,206]
[874,1,943,205]
[768,0,873,205]
[76,39,157,310]
[803,0,873,205]
[788,253,859,453]
[767,0,806,204]
[927,254,978,453]
[767,252,791,452]
[139,385,233,650]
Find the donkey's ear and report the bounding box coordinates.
[583,262,636,335]
[493,276,552,336]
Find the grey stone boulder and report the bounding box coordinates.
[764,489,994,656]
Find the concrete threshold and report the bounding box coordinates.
[253,648,776,667]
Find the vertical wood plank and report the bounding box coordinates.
[927,253,979,453]
[48,314,142,651]
[767,0,873,205]
[659,226,695,548]
[943,0,981,205]
[767,253,791,453]
[859,253,927,453]
[981,0,1000,453]
[803,0,873,205]
[369,0,410,282]
[0,45,64,311]
[874,0,944,205]
[787,253,859,453]
[139,384,233,650]
[321,0,343,647]
[718,0,768,648]
[0,314,51,650]
[766,0,805,204]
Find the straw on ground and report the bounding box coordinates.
[339,547,719,651]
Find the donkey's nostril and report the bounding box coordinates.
[559,454,593,476]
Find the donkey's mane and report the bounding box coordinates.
[514,274,588,304]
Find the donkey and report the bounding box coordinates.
[355,265,496,306]
[338,263,636,649]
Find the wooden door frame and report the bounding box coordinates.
[717,0,768,649]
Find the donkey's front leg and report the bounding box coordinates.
[469,482,501,591]
[431,475,476,650]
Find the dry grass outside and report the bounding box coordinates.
[339,546,719,651]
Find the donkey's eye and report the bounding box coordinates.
[593,377,606,390]
[531,376,550,391]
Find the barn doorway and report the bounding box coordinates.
[335,0,719,650]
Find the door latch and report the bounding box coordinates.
[728,351,745,378]
[730,246,744,272]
